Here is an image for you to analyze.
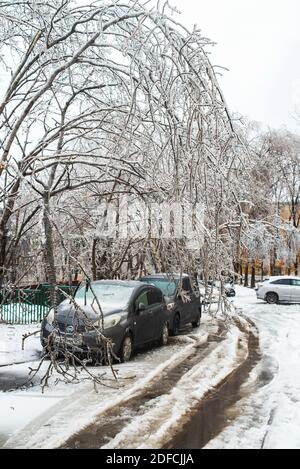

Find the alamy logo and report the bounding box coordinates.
[88,197,205,250]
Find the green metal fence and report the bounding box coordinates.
[0,284,77,325]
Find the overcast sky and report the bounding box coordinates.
[173,0,300,132]
[1,1,299,132]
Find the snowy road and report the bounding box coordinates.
[206,286,300,449]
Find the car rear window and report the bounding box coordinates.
[140,279,178,296]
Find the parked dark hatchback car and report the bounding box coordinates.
[139,274,202,335]
[41,280,169,362]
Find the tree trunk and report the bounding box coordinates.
[251,263,256,289]
[270,246,277,276]
[234,260,241,284]
[244,262,249,287]
[91,238,98,281]
[261,262,264,281]
[74,269,79,283]
[295,258,299,277]
[239,262,243,285]
[234,261,240,276]
[0,231,7,286]
[42,197,57,308]
[0,179,21,286]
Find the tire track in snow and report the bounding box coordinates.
[61,324,229,449]
[168,317,262,449]
[101,323,248,449]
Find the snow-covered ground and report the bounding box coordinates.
[206,286,300,450]
[0,324,41,367]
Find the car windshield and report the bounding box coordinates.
[75,283,135,310]
[141,279,178,296]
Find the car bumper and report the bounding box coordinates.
[256,291,264,300]
[41,321,123,355]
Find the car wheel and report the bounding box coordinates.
[266,292,279,304]
[172,314,181,336]
[159,322,169,346]
[119,334,133,363]
[192,311,201,328]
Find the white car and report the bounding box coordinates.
[256,276,300,304]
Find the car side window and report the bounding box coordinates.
[271,279,292,285]
[135,291,149,311]
[292,280,300,287]
[148,289,163,305]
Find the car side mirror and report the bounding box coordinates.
[137,303,146,313]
